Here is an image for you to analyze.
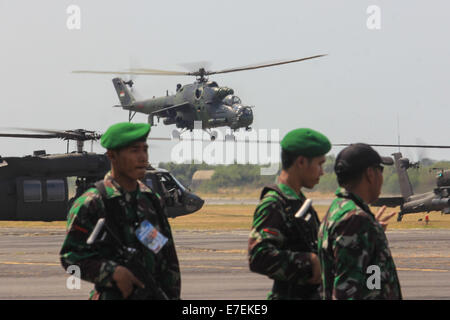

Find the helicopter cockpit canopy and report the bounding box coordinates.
[223,95,242,106]
[213,87,234,101]
[206,81,218,87]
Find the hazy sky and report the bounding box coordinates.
[0,0,449,165]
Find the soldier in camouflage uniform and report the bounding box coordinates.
[60,122,180,300]
[248,128,331,300]
[318,143,402,299]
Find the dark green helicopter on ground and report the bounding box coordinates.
[0,128,204,221]
[74,55,326,140]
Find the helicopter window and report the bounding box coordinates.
[46,179,65,202]
[23,180,42,203]
[207,81,218,87]
[171,175,186,192]
[160,173,177,191]
[223,95,241,106]
[195,88,203,99]
[223,95,233,105]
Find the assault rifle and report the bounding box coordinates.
[87,218,169,300]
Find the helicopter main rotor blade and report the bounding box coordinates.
[333,143,450,149]
[146,136,281,143]
[73,69,189,76]
[147,137,173,141]
[130,68,189,76]
[0,133,59,139]
[145,136,450,148]
[2,127,101,141]
[73,54,326,78]
[12,128,86,140]
[206,54,327,76]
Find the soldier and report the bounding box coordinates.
[317,143,401,299]
[248,128,331,300]
[60,122,180,300]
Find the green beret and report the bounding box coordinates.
[281,128,331,157]
[101,122,151,150]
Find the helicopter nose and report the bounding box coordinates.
[185,193,205,213]
[241,106,253,124]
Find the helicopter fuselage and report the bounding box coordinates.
[0,151,203,221]
[115,78,253,131]
[372,152,450,220]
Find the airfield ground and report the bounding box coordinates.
[0,202,448,300]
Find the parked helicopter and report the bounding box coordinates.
[73,55,326,140]
[372,152,450,221]
[0,128,203,221]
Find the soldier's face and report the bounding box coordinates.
[298,155,326,189]
[109,141,149,181]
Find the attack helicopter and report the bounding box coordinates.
[333,142,450,221]
[73,55,326,140]
[372,152,450,221]
[0,128,203,221]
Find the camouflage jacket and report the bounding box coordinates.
[60,172,181,300]
[317,187,402,300]
[248,183,321,300]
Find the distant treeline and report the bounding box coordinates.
[158,156,450,195]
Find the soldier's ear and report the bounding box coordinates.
[364,167,376,184]
[296,155,307,168]
[106,150,116,162]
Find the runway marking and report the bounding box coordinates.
[0,261,60,266]
[397,267,449,273]
[178,247,247,254]
[180,257,244,261]
[393,254,450,258]
[181,264,247,271]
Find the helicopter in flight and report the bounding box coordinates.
[73,54,326,140]
[372,152,450,221]
[0,128,204,221]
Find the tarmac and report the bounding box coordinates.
[0,227,448,300]
[204,198,333,206]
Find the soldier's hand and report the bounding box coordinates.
[375,206,397,231]
[112,265,145,299]
[307,253,322,285]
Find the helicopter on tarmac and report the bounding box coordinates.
[73,55,326,140]
[333,141,450,221]
[0,128,203,221]
[372,152,450,221]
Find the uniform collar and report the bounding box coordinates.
[103,171,153,199]
[335,187,374,216]
[278,183,304,201]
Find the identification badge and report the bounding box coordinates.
[135,220,168,254]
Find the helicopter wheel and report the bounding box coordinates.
[210,130,218,141]
[397,213,403,222]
